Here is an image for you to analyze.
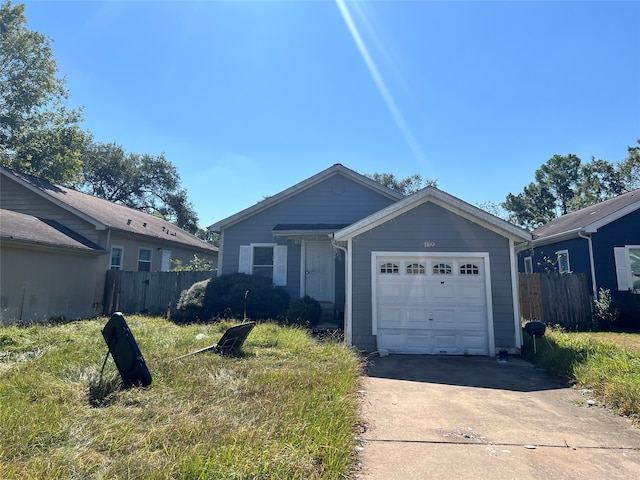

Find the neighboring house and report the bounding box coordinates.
[210,164,531,355]
[0,167,218,323]
[517,189,640,324]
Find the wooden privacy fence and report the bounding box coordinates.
[103,270,214,316]
[519,272,593,329]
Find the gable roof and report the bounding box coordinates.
[532,189,640,243]
[208,164,404,232]
[333,186,532,242]
[1,167,217,253]
[0,209,105,253]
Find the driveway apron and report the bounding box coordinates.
[357,355,640,479]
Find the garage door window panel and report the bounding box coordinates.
[460,263,480,275]
[406,263,425,274]
[433,263,452,275]
[380,262,399,274]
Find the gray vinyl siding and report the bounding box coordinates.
[1,178,102,245]
[220,173,398,299]
[349,202,517,352]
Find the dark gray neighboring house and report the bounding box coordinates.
[210,164,532,356]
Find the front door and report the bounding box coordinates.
[304,241,334,302]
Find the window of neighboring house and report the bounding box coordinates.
[110,246,123,270]
[238,244,288,286]
[138,248,152,272]
[556,250,570,273]
[614,246,640,294]
[631,247,640,293]
[524,256,533,274]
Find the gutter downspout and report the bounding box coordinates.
[331,237,351,345]
[579,231,598,299]
[510,239,524,351]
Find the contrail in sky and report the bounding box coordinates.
[335,0,427,165]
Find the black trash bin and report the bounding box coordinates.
[524,320,546,337]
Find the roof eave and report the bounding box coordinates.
[334,187,532,242]
[208,164,404,232]
[584,201,640,233]
[530,227,585,247]
[0,237,107,255]
[108,226,218,252]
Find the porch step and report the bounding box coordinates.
[316,302,343,330]
[319,302,336,321]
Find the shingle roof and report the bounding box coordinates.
[2,168,217,253]
[533,189,640,239]
[0,209,105,252]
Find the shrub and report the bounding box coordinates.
[174,279,210,323]
[286,295,322,327]
[594,288,619,331]
[170,254,214,272]
[175,273,291,323]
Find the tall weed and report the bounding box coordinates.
[0,317,363,479]
[523,325,640,422]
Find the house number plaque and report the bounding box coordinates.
[424,241,437,248]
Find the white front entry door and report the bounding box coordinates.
[304,241,334,302]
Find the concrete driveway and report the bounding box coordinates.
[356,355,640,479]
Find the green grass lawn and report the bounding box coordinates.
[0,317,364,479]
[571,331,640,353]
[523,327,640,423]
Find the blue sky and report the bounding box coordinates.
[21,0,640,228]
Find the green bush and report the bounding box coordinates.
[593,287,619,330]
[174,279,209,322]
[173,273,290,323]
[286,295,322,327]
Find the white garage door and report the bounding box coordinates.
[374,254,491,355]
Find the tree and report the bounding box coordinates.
[365,172,437,196]
[503,142,640,230]
[1,2,203,233]
[571,157,624,210]
[0,1,86,183]
[78,142,199,232]
[534,154,582,216]
[502,154,581,230]
[503,182,557,230]
[195,227,219,246]
[618,140,640,192]
[476,200,509,220]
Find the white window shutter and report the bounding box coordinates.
[614,247,631,291]
[239,245,251,274]
[273,245,288,286]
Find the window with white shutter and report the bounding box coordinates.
[238,244,287,286]
[615,246,640,294]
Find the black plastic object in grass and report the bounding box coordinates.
[100,312,152,388]
[173,321,256,360]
